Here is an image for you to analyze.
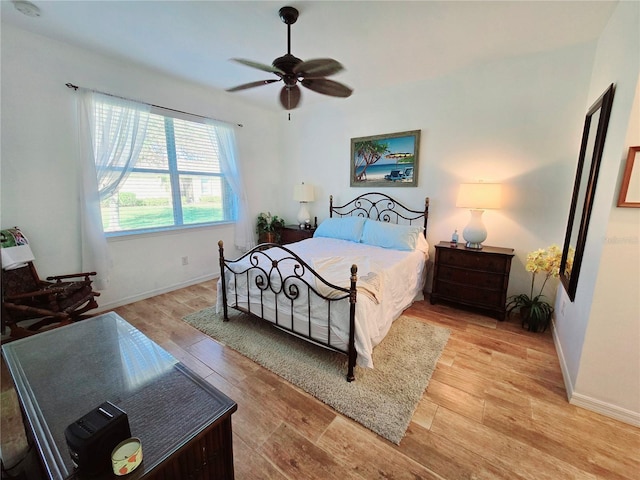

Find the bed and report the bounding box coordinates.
[217,192,430,381]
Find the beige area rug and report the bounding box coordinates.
[183,308,450,444]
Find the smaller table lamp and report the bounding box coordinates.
[456,182,502,249]
[293,182,315,224]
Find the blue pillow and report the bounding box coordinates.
[313,217,366,242]
[360,220,423,251]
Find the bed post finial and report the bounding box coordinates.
[218,240,224,262]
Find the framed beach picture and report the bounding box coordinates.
[350,130,420,187]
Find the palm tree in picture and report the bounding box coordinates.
[353,140,389,182]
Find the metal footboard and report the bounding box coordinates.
[218,240,358,381]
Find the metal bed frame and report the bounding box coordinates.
[218,192,429,381]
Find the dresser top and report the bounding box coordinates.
[436,241,514,256]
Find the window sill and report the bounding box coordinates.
[105,222,235,242]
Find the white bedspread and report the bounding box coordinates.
[311,256,381,303]
[217,237,428,369]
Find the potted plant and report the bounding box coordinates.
[256,212,285,243]
[506,245,573,332]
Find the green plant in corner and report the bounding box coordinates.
[507,245,573,332]
[256,212,285,243]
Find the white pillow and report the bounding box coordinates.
[313,216,366,243]
[360,220,424,251]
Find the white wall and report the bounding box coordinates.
[1,24,283,310]
[280,43,596,300]
[553,1,640,424]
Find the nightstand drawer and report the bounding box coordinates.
[438,248,510,273]
[438,265,505,289]
[435,281,503,308]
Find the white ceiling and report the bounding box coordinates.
[1,0,618,111]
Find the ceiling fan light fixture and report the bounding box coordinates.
[280,85,301,110]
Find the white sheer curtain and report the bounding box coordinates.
[206,120,255,252]
[77,90,150,289]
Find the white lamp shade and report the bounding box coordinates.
[456,183,502,210]
[293,183,315,203]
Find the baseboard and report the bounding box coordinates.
[552,317,640,428]
[570,392,640,427]
[95,273,218,312]
[551,317,574,402]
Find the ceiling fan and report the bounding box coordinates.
[226,6,353,110]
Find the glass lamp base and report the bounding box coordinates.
[462,209,487,250]
[297,203,310,224]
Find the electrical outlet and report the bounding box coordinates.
[181,256,189,266]
[560,299,566,316]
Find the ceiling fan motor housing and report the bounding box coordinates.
[273,53,302,85]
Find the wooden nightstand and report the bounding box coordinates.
[278,225,315,244]
[430,241,514,320]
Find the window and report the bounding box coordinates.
[96,105,236,235]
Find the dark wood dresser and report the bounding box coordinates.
[1,312,237,480]
[279,225,315,244]
[430,241,514,320]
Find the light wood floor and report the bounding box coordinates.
[2,280,639,479]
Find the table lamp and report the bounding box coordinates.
[293,182,315,224]
[456,182,502,249]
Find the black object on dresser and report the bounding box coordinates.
[430,241,514,320]
[279,224,315,244]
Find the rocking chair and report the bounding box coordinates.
[1,227,100,340]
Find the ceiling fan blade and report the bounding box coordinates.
[231,58,285,75]
[226,79,280,92]
[301,78,353,98]
[293,58,344,78]
[280,85,301,110]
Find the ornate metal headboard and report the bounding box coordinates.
[329,192,429,237]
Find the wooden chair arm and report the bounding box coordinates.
[46,272,97,282]
[3,301,69,319]
[5,287,67,301]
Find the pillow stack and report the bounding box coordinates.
[314,217,428,253]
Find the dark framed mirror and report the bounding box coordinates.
[560,83,615,301]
